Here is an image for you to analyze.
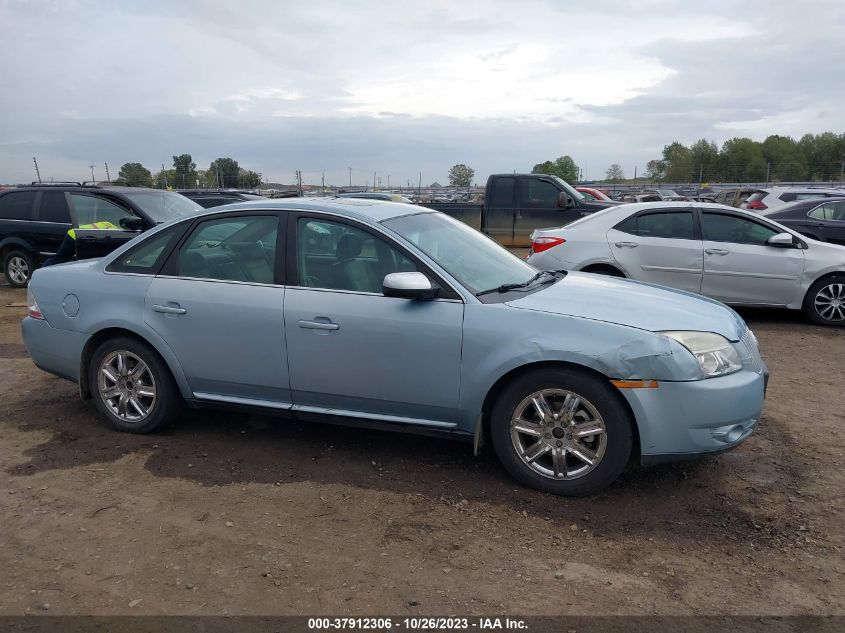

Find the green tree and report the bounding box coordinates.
[720,138,767,182]
[239,169,261,188]
[117,162,153,187]
[605,163,625,182]
[799,132,845,181]
[662,142,694,182]
[689,139,719,181]
[447,164,475,187]
[208,157,241,188]
[172,153,198,189]
[761,135,806,182]
[531,155,579,183]
[644,159,665,181]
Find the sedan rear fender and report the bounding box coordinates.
[79,320,193,401]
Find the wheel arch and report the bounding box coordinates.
[476,360,641,462]
[0,238,36,262]
[802,271,845,323]
[79,326,190,401]
[579,263,626,277]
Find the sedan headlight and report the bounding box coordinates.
[661,331,741,378]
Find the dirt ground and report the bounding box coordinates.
[0,279,843,617]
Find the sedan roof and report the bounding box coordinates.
[199,196,431,223]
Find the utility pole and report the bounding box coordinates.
[373,171,376,191]
[765,162,771,186]
[104,162,111,183]
[322,172,325,195]
[296,170,303,196]
[89,164,96,184]
[33,157,42,183]
[634,165,637,181]
[418,172,422,197]
[161,163,168,189]
[387,174,390,189]
[348,167,352,187]
[698,163,704,194]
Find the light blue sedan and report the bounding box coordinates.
[21,198,768,495]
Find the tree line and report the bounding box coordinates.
[116,155,262,189]
[532,132,845,185]
[645,132,845,183]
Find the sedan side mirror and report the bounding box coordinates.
[119,216,144,231]
[557,192,575,209]
[766,232,795,248]
[383,272,437,300]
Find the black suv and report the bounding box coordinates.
[176,189,266,209]
[0,184,202,287]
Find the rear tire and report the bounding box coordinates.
[88,336,182,433]
[490,367,633,496]
[804,275,845,326]
[3,250,34,288]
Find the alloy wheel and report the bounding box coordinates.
[814,283,845,322]
[97,350,157,423]
[510,389,607,480]
[7,256,29,285]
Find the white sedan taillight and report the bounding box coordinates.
[531,236,566,254]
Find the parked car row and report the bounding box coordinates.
[176,188,266,208]
[528,202,845,326]
[0,184,202,287]
[742,186,845,211]
[763,197,845,244]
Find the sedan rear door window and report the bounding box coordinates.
[614,211,694,240]
[178,215,279,284]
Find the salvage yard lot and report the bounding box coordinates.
[0,281,842,616]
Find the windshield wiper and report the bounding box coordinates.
[476,270,560,297]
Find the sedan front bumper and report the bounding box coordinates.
[620,366,767,463]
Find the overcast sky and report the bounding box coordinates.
[1,0,843,186]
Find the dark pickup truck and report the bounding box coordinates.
[422,173,618,247]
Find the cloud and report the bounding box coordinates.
[0,0,843,183]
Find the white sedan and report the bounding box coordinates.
[527,202,845,326]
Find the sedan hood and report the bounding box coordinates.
[505,272,745,340]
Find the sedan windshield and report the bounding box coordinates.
[122,190,203,223]
[383,212,538,295]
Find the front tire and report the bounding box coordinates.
[88,337,182,433]
[804,275,845,326]
[490,367,633,496]
[3,250,34,288]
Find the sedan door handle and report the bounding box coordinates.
[705,248,730,255]
[152,304,187,315]
[298,319,339,331]
[615,241,639,248]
